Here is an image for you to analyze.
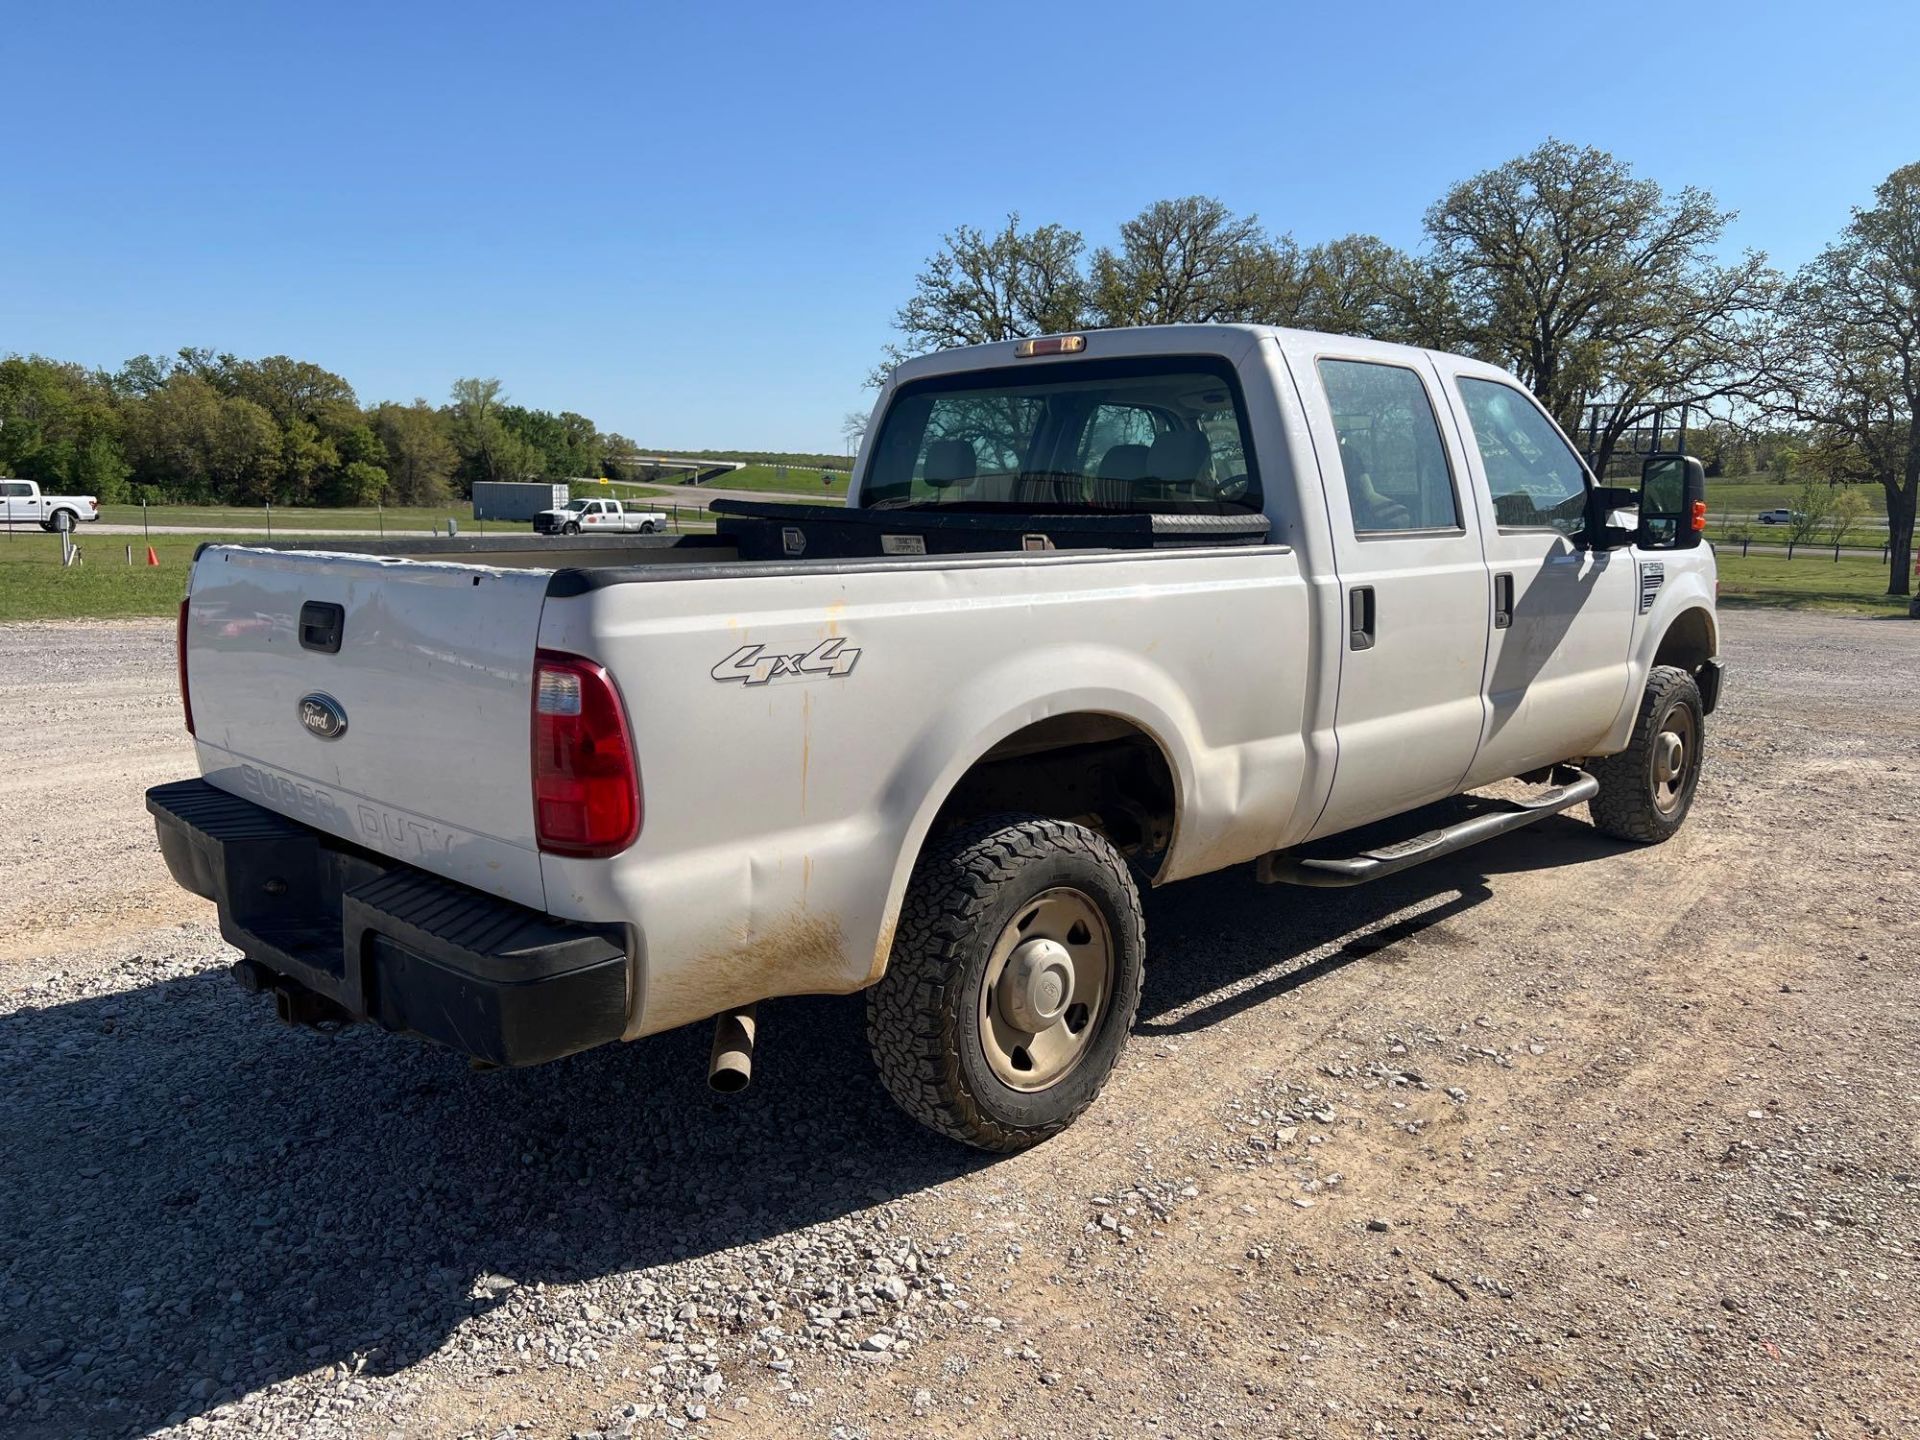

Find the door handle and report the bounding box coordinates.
[298,601,345,654]
[1494,572,1514,630]
[1349,586,1376,651]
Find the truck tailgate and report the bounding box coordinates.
[184,546,552,910]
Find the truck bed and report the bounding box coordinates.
[231,501,1270,574]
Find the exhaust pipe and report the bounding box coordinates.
[707,1004,758,1093]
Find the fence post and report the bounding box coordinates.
[1742,538,1749,557]
[142,499,149,543]
[378,504,384,537]
[265,501,272,540]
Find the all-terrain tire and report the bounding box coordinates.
[867,814,1144,1152]
[1588,665,1705,843]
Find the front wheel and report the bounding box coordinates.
[1588,665,1705,843]
[562,521,580,535]
[867,814,1144,1152]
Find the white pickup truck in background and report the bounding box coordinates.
[533,495,669,534]
[1,478,100,531]
[150,324,1722,1152]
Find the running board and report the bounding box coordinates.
[1257,768,1599,888]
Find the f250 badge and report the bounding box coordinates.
[711,638,860,687]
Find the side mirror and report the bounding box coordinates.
[1638,453,1707,550]
[1581,484,1639,551]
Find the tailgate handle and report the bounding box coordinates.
[298,601,345,654]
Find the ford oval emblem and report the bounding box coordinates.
[298,693,348,740]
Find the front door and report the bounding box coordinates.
[1437,367,1636,786]
[1280,341,1492,840]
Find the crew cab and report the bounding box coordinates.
[148,325,1722,1152]
[533,496,668,534]
[1,478,100,531]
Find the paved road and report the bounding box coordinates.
[1,608,1916,1439]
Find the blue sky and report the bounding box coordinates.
[5,1,1917,452]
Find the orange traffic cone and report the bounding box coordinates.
[145,546,159,566]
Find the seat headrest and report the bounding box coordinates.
[1097,443,1150,481]
[1145,430,1211,483]
[923,439,976,488]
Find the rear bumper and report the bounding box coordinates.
[147,778,628,1067]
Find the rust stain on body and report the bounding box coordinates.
[640,906,850,1036]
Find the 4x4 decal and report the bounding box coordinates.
[711,637,860,687]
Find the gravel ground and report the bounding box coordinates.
[1,608,1916,1440]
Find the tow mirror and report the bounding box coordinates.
[1639,453,1707,550]
[1581,485,1639,551]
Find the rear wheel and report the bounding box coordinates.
[867,814,1143,1152]
[1588,665,1705,843]
[639,520,656,534]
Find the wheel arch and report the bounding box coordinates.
[865,689,1195,988]
[1650,604,1721,713]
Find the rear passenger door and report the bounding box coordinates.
[1436,363,1636,785]
[1279,339,1492,839]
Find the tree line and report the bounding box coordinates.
[881,140,1920,596]
[0,352,641,508]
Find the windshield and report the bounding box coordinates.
[564,498,591,511]
[862,356,1260,512]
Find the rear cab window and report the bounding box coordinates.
[862,356,1261,514]
[1315,359,1461,534]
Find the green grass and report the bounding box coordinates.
[0,531,217,619]
[694,463,848,499]
[1715,552,1911,616]
[1,512,720,621]
[1709,477,1888,519]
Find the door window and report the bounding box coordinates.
[1317,360,1460,533]
[1,482,31,498]
[1455,378,1589,536]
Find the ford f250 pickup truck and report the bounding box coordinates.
[533,496,669,535]
[148,325,1722,1151]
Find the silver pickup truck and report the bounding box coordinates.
[149,324,1722,1151]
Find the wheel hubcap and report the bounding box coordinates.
[979,888,1112,1092]
[1652,707,1696,815]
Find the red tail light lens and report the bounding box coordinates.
[177,598,195,736]
[532,650,640,857]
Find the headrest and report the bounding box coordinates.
[1145,430,1211,483]
[923,439,976,488]
[1097,443,1150,481]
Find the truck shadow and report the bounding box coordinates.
[1137,810,1633,1034]
[0,812,1630,1438]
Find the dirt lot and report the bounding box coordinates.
[2,609,1916,1440]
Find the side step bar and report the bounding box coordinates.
[1257,768,1599,888]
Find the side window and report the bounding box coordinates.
[1,482,30,498]
[1316,359,1460,533]
[1456,378,1589,536]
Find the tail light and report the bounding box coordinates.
[532,650,640,857]
[177,598,195,736]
